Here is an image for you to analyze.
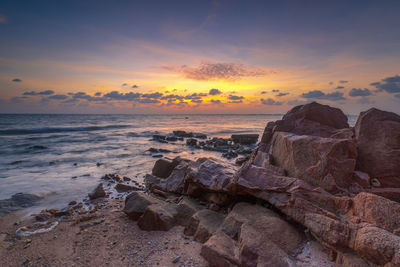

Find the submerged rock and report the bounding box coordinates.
[231,134,259,145]
[0,193,42,215]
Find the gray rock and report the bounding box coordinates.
[88,183,106,200]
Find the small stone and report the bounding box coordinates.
[371,178,381,187]
[172,256,181,263]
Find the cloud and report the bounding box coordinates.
[301,90,345,101]
[272,89,279,92]
[137,99,160,104]
[210,99,222,104]
[48,94,68,100]
[103,91,141,101]
[142,92,163,99]
[349,88,372,97]
[209,88,222,95]
[260,98,283,106]
[95,92,101,96]
[335,86,345,90]
[260,91,267,94]
[228,95,244,100]
[132,85,139,88]
[191,99,203,104]
[121,83,128,87]
[329,82,334,85]
[276,92,289,97]
[339,80,349,84]
[370,75,400,93]
[162,62,268,81]
[228,100,243,104]
[23,90,54,96]
[12,78,22,82]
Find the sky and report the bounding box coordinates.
[0,0,399,114]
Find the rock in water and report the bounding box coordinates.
[88,183,106,200]
[231,134,259,145]
[0,193,42,215]
[355,108,400,186]
[115,183,140,193]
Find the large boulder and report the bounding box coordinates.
[201,230,240,267]
[137,203,178,231]
[354,108,400,186]
[269,132,357,192]
[151,158,180,178]
[261,102,349,144]
[175,197,204,226]
[184,209,225,243]
[123,192,162,220]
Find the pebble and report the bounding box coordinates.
[173,256,181,263]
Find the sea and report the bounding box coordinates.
[0,114,358,213]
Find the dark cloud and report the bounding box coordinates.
[329,82,334,85]
[370,75,400,93]
[276,92,289,97]
[228,100,243,104]
[11,96,28,103]
[162,62,268,81]
[228,95,244,100]
[48,94,68,100]
[103,91,141,101]
[301,90,345,101]
[132,85,139,88]
[23,90,54,96]
[349,88,372,97]
[137,99,160,104]
[335,86,345,90]
[209,88,222,95]
[12,78,22,82]
[339,80,349,84]
[272,89,279,92]
[210,99,222,104]
[142,92,163,99]
[191,99,203,104]
[94,92,101,96]
[260,98,283,105]
[161,94,184,100]
[121,83,128,87]
[260,91,267,94]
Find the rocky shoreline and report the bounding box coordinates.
[1,101,399,266]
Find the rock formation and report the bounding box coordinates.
[125,102,400,266]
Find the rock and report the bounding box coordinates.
[201,230,240,267]
[355,108,400,184]
[172,256,181,263]
[137,203,178,231]
[348,192,400,233]
[173,130,193,138]
[35,212,52,222]
[69,201,77,206]
[235,156,249,166]
[28,145,47,150]
[115,183,140,193]
[153,134,167,141]
[166,136,178,141]
[186,138,198,146]
[175,197,204,226]
[194,133,207,139]
[123,176,131,181]
[222,150,238,159]
[103,173,123,182]
[152,158,179,178]
[269,132,357,192]
[88,183,106,200]
[123,192,162,220]
[352,171,370,188]
[220,202,279,240]
[238,217,300,267]
[336,252,370,267]
[231,134,259,145]
[261,102,350,144]
[184,209,225,243]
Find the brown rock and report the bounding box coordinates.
[352,171,370,188]
[184,209,225,243]
[88,183,106,200]
[115,183,140,193]
[152,158,179,178]
[355,108,400,183]
[336,252,370,267]
[261,102,349,144]
[201,230,240,267]
[348,192,400,233]
[269,132,357,192]
[123,192,162,220]
[137,203,178,231]
[175,197,204,226]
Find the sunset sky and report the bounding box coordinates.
[0,0,399,114]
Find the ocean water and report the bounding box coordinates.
[0,114,358,212]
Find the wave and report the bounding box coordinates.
[0,125,131,136]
